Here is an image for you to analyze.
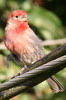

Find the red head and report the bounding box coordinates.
[9,10,28,22]
[6,10,29,32]
[10,10,27,18]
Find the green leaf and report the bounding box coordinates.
[28,6,65,39]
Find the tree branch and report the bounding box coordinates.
[41,38,66,46]
[0,38,66,50]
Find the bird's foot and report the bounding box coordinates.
[11,66,27,79]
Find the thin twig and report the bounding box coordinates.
[0,38,66,50]
[42,38,66,46]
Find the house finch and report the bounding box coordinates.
[5,10,64,93]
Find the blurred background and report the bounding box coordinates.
[0,0,66,100]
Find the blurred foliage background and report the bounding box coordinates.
[0,0,66,100]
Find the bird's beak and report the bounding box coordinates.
[20,15,28,22]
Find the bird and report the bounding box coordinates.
[5,10,64,93]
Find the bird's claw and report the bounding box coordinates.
[11,65,27,79]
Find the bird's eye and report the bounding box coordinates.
[15,16,19,18]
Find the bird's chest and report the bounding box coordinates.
[5,30,43,65]
[5,31,23,55]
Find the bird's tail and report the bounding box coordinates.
[47,76,64,93]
